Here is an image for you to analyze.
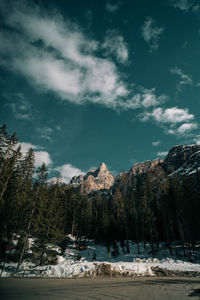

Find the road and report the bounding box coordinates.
[1,277,200,299]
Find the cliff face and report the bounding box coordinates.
[164,145,200,176]
[70,144,200,195]
[70,162,115,194]
[112,144,200,197]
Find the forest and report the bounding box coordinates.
[1,125,200,269]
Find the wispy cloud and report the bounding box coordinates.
[121,88,167,110]
[0,1,168,113]
[170,66,193,92]
[6,93,32,120]
[54,164,85,183]
[157,151,168,157]
[169,0,200,12]
[38,127,53,142]
[152,141,161,146]
[105,1,122,13]
[102,29,128,64]
[141,17,164,52]
[0,0,129,110]
[19,142,52,168]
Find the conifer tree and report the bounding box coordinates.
[17,149,35,268]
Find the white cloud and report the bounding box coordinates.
[141,17,164,51]
[194,136,200,145]
[157,151,168,157]
[38,127,53,142]
[19,142,37,154]
[139,106,196,137]
[169,0,200,12]
[6,93,32,120]
[0,1,129,110]
[152,141,161,146]
[0,1,168,113]
[54,164,85,183]
[105,1,122,13]
[102,30,128,64]
[169,0,190,11]
[177,122,197,134]
[168,122,198,135]
[34,151,52,168]
[19,142,52,168]
[121,88,167,110]
[170,66,193,92]
[141,107,194,124]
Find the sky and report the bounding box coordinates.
[1,0,200,182]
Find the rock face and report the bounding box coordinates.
[113,144,200,197]
[70,144,200,195]
[70,162,115,194]
[164,144,200,176]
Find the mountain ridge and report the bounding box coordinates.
[70,144,200,194]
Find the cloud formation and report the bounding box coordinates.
[0,1,169,114]
[105,1,122,13]
[38,127,53,142]
[0,1,129,110]
[19,142,52,168]
[0,0,197,141]
[170,67,193,92]
[157,151,168,157]
[152,141,161,146]
[169,0,200,12]
[141,17,164,51]
[140,106,197,137]
[6,93,32,120]
[168,122,198,135]
[141,106,194,124]
[102,30,129,64]
[54,164,85,183]
[121,88,167,110]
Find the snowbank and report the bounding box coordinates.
[1,239,200,278]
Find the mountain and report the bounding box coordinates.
[111,144,200,197]
[164,144,200,176]
[70,144,200,195]
[70,162,115,194]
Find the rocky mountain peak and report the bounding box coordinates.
[70,162,115,194]
[70,144,200,195]
[99,162,107,171]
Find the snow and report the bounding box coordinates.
[1,238,200,278]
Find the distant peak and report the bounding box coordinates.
[99,162,107,170]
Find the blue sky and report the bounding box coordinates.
[1,0,200,181]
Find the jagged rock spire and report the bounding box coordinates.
[70,162,115,194]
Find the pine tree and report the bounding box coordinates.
[32,173,65,265]
[17,149,35,268]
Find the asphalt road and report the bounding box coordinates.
[1,277,200,300]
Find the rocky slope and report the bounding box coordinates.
[164,144,200,176]
[70,162,115,194]
[110,144,200,200]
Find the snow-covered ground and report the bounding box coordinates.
[1,236,200,278]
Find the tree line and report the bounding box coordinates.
[0,125,200,267]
